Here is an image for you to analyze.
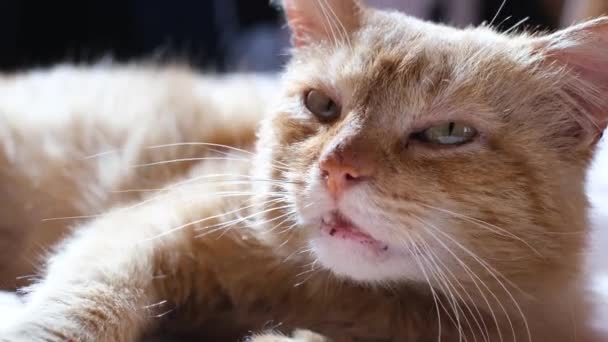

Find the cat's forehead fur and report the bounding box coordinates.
[283,10,570,138]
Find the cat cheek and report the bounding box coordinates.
[272,115,318,145]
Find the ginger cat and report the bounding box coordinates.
[1,1,607,341]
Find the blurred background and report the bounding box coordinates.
[0,0,603,73]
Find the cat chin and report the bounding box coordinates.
[309,235,421,283]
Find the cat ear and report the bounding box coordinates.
[278,0,363,47]
[532,17,608,141]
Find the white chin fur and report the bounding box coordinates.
[310,236,420,283]
[302,171,422,283]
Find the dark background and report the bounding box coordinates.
[0,0,563,73]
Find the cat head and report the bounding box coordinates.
[255,0,608,301]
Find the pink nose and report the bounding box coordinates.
[319,158,363,199]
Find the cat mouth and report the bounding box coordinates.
[320,211,389,252]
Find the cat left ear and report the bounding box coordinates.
[532,17,608,141]
[278,0,363,47]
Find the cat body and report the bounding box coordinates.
[0,65,274,289]
[0,66,468,342]
[0,1,607,341]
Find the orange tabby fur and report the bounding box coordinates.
[0,1,607,341]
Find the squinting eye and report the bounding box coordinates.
[304,90,340,122]
[412,122,477,145]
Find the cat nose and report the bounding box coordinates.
[319,144,374,199]
[320,159,361,198]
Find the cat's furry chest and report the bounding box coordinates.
[156,226,474,342]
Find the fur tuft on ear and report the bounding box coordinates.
[534,17,608,141]
[279,0,363,47]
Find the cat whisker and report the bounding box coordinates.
[412,235,471,342]
[296,259,319,278]
[111,188,165,193]
[314,0,340,49]
[82,150,116,159]
[269,202,312,237]
[503,17,529,35]
[414,219,507,342]
[83,142,290,173]
[170,173,262,188]
[400,235,444,342]
[216,207,297,237]
[276,221,300,236]
[194,147,292,172]
[172,174,301,188]
[414,215,531,342]
[494,15,513,31]
[489,0,508,28]
[131,157,251,168]
[539,230,586,235]
[412,236,470,342]
[414,231,490,342]
[145,142,288,167]
[318,0,352,51]
[418,203,542,257]
[282,246,315,263]
[259,213,298,236]
[193,203,294,239]
[41,214,104,222]
[293,258,320,287]
[145,197,285,241]
[15,274,38,281]
[153,307,176,319]
[132,180,292,194]
[41,188,288,222]
[142,300,168,310]
[200,146,290,169]
[277,224,301,250]
[114,189,182,214]
[147,175,297,204]
[122,189,279,215]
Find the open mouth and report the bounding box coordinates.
[321,211,389,252]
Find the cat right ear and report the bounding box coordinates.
[532,17,608,142]
[277,0,363,47]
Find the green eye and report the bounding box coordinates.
[412,122,477,145]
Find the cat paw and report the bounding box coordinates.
[248,329,329,342]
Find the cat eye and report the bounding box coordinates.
[304,90,340,122]
[412,122,477,146]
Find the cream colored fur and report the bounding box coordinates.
[0,1,607,341]
[0,64,276,289]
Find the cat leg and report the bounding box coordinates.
[0,192,213,342]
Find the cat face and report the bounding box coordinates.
[255,0,608,295]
